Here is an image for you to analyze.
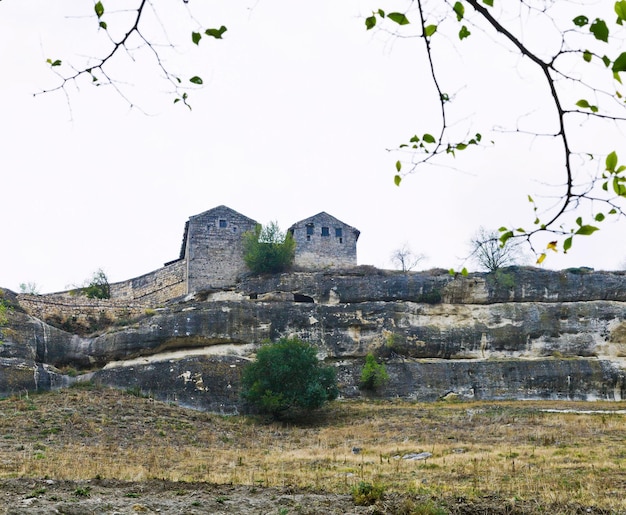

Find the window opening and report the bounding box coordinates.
[321,227,330,237]
[219,219,227,228]
[306,224,314,236]
[335,228,342,238]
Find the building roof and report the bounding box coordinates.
[177,205,258,261]
[288,211,360,240]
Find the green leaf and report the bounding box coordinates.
[613,176,626,196]
[482,0,494,6]
[409,135,420,143]
[365,15,376,30]
[189,76,203,85]
[609,208,618,214]
[395,160,402,172]
[99,21,107,30]
[575,225,599,235]
[590,18,609,42]
[606,151,618,172]
[192,32,202,45]
[205,26,228,39]
[94,1,104,19]
[422,133,436,144]
[595,213,606,222]
[602,55,612,67]
[46,59,62,67]
[499,231,514,245]
[459,25,471,39]
[576,99,599,112]
[424,24,437,37]
[453,1,465,21]
[612,52,626,72]
[461,267,468,276]
[573,15,589,27]
[394,174,402,187]
[377,9,385,17]
[563,236,573,253]
[616,1,626,24]
[388,12,410,25]
[583,50,592,62]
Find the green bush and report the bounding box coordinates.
[351,481,385,506]
[0,302,7,327]
[243,222,295,275]
[241,337,338,418]
[72,269,111,299]
[359,353,389,392]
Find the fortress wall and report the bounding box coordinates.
[109,259,187,304]
[16,260,187,329]
[16,293,149,329]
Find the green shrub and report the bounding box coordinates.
[241,337,338,418]
[351,481,385,506]
[243,222,295,275]
[72,269,111,299]
[359,353,389,392]
[0,302,7,327]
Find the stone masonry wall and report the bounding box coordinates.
[17,293,149,331]
[109,259,186,304]
[290,212,358,269]
[186,206,258,292]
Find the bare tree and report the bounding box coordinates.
[390,243,426,272]
[469,227,527,272]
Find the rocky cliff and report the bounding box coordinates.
[1,267,625,411]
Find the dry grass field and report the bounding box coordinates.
[1,383,626,514]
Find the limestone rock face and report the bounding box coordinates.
[1,267,626,409]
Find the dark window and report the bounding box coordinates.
[306,235,311,241]
[335,228,342,238]
[219,219,227,228]
[321,227,330,237]
[306,224,314,236]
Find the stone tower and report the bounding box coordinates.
[182,206,258,293]
[288,212,359,269]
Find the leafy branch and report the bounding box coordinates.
[39,1,227,109]
[370,0,626,261]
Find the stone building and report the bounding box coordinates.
[20,206,360,317]
[180,205,259,292]
[288,212,360,269]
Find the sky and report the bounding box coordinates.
[1,0,625,293]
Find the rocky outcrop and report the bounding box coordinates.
[1,267,626,410]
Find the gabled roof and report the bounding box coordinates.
[176,205,258,261]
[289,211,360,240]
[188,205,258,225]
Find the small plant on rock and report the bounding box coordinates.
[359,353,389,392]
[72,269,111,299]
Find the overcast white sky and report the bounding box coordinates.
[1,0,625,293]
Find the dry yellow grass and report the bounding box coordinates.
[1,384,626,512]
